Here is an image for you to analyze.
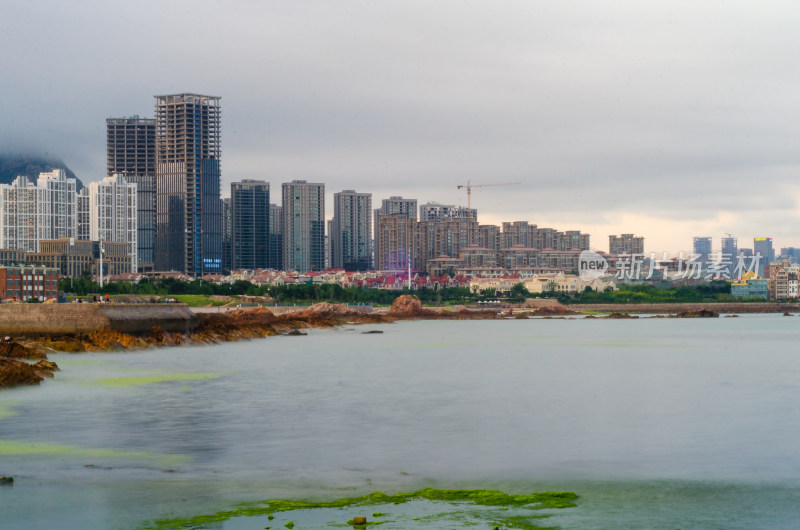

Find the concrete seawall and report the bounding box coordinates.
[0,304,197,335]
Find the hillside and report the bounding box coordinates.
[0,154,85,189]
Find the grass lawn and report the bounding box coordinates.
[170,294,230,307]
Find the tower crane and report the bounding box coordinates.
[457,180,520,217]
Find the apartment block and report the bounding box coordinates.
[89,174,138,273]
[231,180,270,270]
[609,234,645,255]
[282,180,325,271]
[331,190,372,271]
[375,213,416,271]
[0,170,77,253]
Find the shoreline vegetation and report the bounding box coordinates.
[59,277,770,308]
[0,294,795,390]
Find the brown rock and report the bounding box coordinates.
[388,295,424,317]
[33,360,59,371]
[290,303,360,324]
[0,341,46,360]
[0,358,43,388]
[604,312,639,319]
[533,305,581,316]
[673,309,720,318]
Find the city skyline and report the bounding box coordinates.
[5,1,800,253]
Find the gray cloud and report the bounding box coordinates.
[3,0,800,252]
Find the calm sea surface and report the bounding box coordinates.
[2,315,800,528]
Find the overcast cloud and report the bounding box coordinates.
[3,0,800,253]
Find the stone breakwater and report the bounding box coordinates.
[0,296,500,389]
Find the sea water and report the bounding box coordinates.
[2,315,800,528]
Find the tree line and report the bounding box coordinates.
[59,277,744,305]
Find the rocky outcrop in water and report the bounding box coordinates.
[672,309,720,318]
[0,341,46,359]
[388,295,425,317]
[604,312,639,319]
[533,305,582,316]
[0,357,42,388]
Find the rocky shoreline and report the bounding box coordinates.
[0,295,500,389]
[0,295,773,389]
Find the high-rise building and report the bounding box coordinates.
[154,93,222,275]
[559,230,590,251]
[477,224,501,253]
[88,174,138,273]
[721,236,738,277]
[0,170,77,253]
[754,237,775,277]
[77,188,90,241]
[375,213,416,271]
[231,180,270,270]
[374,196,416,268]
[107,116,156,272]
[221,198,232,272]
[331,190,372,271]
[693,236,712,264]
[501,221,535,249]
[419,202,476,222]
[609,234,645,255]
[282,180,325,271]
[269,204,283,270]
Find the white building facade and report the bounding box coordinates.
[89,174,138,272]
[77,188,90,241]
[0,170,78,253]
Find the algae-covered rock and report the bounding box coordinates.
[0,358,43,388]
[33,360,59,371]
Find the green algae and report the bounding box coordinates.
[143,488,578,529]
[90,373,223,388]
[0,439,190,466]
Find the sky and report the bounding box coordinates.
[3,0,800,255]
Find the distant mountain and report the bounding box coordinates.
[0,154,85,190]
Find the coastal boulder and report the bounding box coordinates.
[33,360,59,371]
[604,312,639,319]
[532,305,581,316]
[673,309,720,318]
[388,295,424,317]
[293,303,360,320]
[0,358,43,388]
[0,341,46,360]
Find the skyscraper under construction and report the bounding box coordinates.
[154,93,223,275]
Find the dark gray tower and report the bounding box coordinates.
[154,94,222,275]
[231,180,270,270]
[106,116,156,272]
